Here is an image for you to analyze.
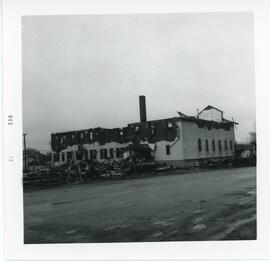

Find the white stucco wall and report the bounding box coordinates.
[154,121,184,161]
[181,120,235,160]
[52,119,236,167]
[198,108,223,122]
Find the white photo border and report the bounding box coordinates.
[2,0,270,260]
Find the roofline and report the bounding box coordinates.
[178,115,238,125]
[127,117,179,126]
[52,114,238,136]
[198,105,223,115]
[52,117,181,136]
[222,117,239,125]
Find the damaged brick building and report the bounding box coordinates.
[51,96,237,167]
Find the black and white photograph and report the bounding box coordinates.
[21,12,257,244]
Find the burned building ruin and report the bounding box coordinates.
[51,96,237,167]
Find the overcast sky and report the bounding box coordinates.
[22,13,255,152]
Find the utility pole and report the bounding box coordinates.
[23,133,28,170]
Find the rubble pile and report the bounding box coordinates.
[23,150,172,188]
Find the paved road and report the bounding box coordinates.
[24,167,256,243]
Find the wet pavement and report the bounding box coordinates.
[24,166,256,243]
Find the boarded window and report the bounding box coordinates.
[100,149,108,159]
[104,149,108,159]
[120,148,125,157]
[100,149,104,159]
[116,148,120,158]
[89,150,97,160]
[76,151,83,160]
[116,148,124,158]
[84,150,89,160]
[218,140,222,151]
[166,145,171,155]
[90,150,93,160]
[67,151,73,160]
[205,139,209,152]
[212,139,216,151]
[110,148,114,158]
[61,152,65,162]
[198,139,202,152]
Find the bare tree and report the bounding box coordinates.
[249,122,256,149]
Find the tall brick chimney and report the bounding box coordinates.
[139,95,147,123]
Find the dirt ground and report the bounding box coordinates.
[24,166,256,243]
